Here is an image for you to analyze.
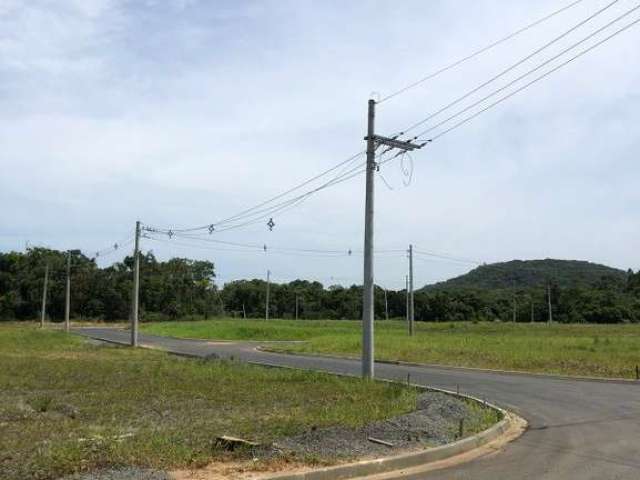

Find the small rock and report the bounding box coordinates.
[55,403,80,419]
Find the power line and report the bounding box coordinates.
[413,248,482,266]
[147,231,407,257]
[423,11,640,142]
[149,151,365,234]
[378,0,586,104]
[146,230,485,267]
[145,150,397,236]
[396,0,620,138]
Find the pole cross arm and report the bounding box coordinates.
[365,134,422,151]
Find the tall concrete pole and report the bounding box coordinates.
[295,294,299,320]
[405,275,409,327]
[408,244,415,336]
[40,263,49,328]
[131,220,141,347]
[362,98,376,379]
[530,300,534,323]
[383,288,389,321]
[547,283,553,324]
[65,252,71,332]
[265,270,271,320]
[512,280,517,323]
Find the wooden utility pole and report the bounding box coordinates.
[40,263,49,328]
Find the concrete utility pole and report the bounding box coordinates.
[295,294,299,320]
[383,288,389,321]
[547,283,553,324]
[131,220,141,347]
[65,252,71,332]
[242,303,246,319]
[530,300,534,323]
[40,263,49,328]
[362,99,376,379]
[408,244,415,336]
[405,275,409,326]
[512,280,517,323]
[361,99,421,379]
[265,270,271,320]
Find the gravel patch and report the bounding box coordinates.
[59,468,173,480]
[274,391,489,461]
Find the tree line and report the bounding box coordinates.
[1,248,639,323]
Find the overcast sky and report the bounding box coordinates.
[1,0,639,289]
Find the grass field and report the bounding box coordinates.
[143,319,640,379]
[0,326,419,480]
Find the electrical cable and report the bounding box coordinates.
[148,151,365,234]
[422,11,640,142]
[378,0,586,103]
[414,248,483,265]
[397,0,620,137]
[147,150,395,236]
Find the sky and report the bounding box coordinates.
[1,0,640,289]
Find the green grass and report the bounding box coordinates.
[0,326,419,480]
[143,319,640,379]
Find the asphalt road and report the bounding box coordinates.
[76,328,640,479]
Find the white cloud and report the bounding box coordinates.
[1,0,640,285]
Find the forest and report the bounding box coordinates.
[1,248,639,323]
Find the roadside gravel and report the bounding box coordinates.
[274,390,491,461]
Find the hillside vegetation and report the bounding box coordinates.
[424,259,628,291]
[2,249,640,324]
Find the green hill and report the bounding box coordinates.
[423,259,628,291]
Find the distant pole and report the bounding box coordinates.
[405,275,409,326]
[383,288,389,321]
[131,220,141,347]
[362,98,376,380]
[530,300,534,323]
[242,303,246,319]
[408,244,415,336]
[40,263,49,328]
[512,279,517,323]
[64,252,71,332]
[547,283,553,324]
[295,294,299,320]
[265,270,271,320]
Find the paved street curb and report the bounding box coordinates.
[245,359,523,480]
[261,412,518,480]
